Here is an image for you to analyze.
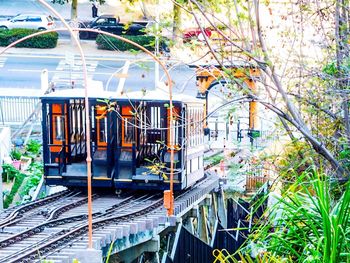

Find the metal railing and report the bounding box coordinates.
[0,96,41,124]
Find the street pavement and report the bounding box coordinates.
[0,37,199,98]
[0,0,127,21]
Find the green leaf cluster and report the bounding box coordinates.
[242,171,350,263]
[25,139,42,155]
[2,163,20,182]
[0,28,58,48]
[18,162,43,201]
[3,172,26,208]
[10,148,22,160]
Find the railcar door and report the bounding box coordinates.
[68,99,86,162]
[91,104,117,179]
[115,105,137,180]
[44,101,69,176]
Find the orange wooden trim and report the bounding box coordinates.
[122,105,132,115]
[121,105,137,147]
[50,145,62,153]
[52,104,62,114]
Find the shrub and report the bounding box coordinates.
[18,162,43,201]
[25,139,41,155]
[3,172,26,208]
[0,28,58,48]
[240,171,350,262]
[10,148,22,160]
[96,34,168,52]
[2,163,19,182]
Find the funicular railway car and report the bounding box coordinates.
[41,88,206,191]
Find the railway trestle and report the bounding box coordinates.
[0,174,267,263]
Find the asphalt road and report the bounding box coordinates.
[0,54,198,96]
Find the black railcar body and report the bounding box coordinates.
[41,88,206,191]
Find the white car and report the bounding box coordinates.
[0,14,55,30]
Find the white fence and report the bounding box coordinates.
[0,91,41,124]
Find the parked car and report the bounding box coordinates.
[79,14,149,39]
[0,14,55,30]
[182,27,212,42]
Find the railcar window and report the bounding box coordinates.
[82,106,86,140]
[195,108,199,146]
[172,119,179,146]
[139,106,147,143]
[54,116,64,141]
[168,107,180,147]
[187,159,191,173]
[151,106,161,129]
[199,155,203,168]
[123,116,135,145]
[192,157,199,171]
[99,117,108,144]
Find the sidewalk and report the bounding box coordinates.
[0,0,131,21]
[0,38,152,60]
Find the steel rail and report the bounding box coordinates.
[0,195,140,249]
[0,189,74,228]
[1,198,163,263]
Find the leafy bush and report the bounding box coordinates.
[206,153,224,166]
[0,28,58,48]
[96,34,168,52]
[19,162,42,200]
[241,171,350,263]
[2,163,20,182]
[10,148,22,160]
[25,139,41,155]
[3,172,26,208]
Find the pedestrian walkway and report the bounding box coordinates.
[0,0,128,21]
[0,38,151,60]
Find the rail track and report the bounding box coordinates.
[0,173,219,263]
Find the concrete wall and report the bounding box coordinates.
[0,126,11,211]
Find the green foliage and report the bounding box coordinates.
[96,34,168,52]
[2,162,43,208]
[18,162,43,201]
[241,171,350,263]
[273,141,314,186]
[322,61,338,76]
[0,28,58,48]
[10,148,22,160]
[322,58,350,78]
[2,163,20,182]
[3,172,26,208]
[25,139,41,155]
[204,153,224,166]
[338,145,350,171]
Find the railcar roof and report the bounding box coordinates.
[41,87,204,104]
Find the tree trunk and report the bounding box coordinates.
[140,0,150,19]
[254,0,346,178]
[173,3,182,41]
[335,0,350,145]
[71,0,78,20]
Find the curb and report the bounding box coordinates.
[0,40,153,60]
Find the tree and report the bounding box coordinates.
[51,0,105,20]
[173,0,350,179]
[173,1,350,261]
